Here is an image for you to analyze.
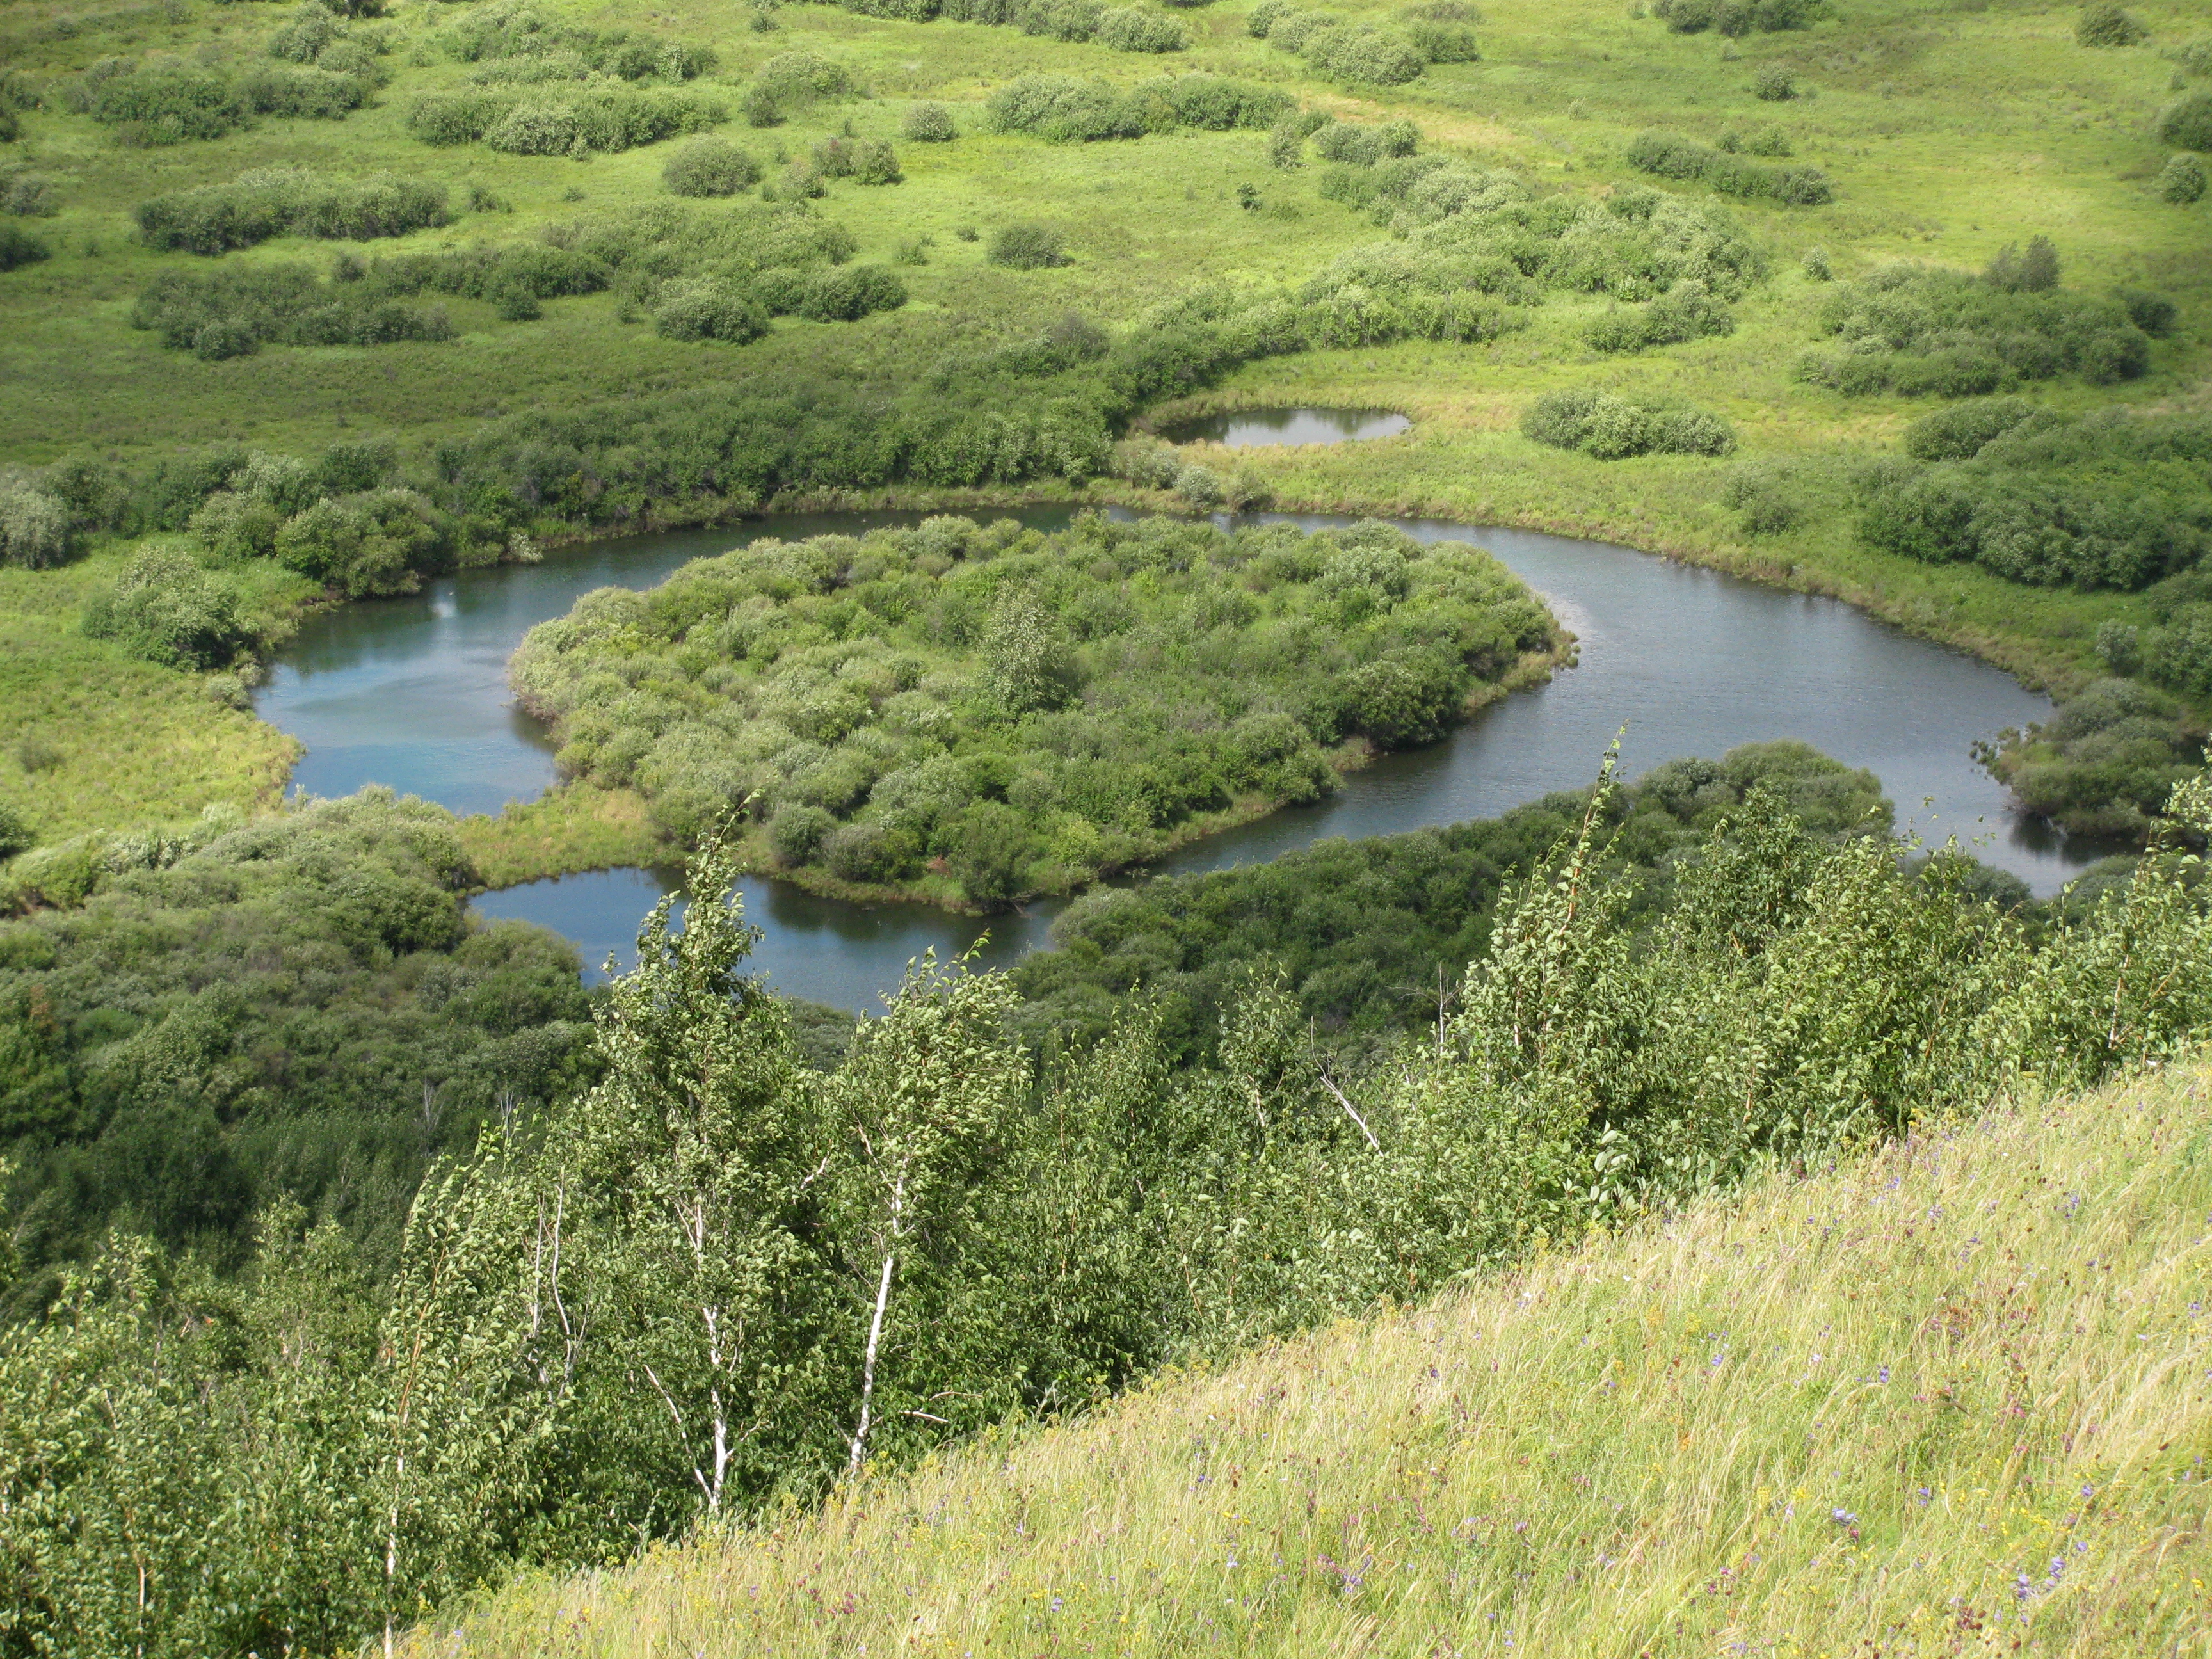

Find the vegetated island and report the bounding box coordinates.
[507,513,1566,909]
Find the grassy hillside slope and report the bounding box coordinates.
[415,1060,2212,1657]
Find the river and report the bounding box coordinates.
[258,507,2084,1006]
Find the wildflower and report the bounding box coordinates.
[1831,1508,1857,1527]
[2081,1484,2095,1499]
[1878,1365,1891,1384]
[1051,1596,1064,1612]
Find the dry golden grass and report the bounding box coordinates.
[409,1061,2212,1658]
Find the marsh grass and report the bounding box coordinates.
[408,1059,2212,1657]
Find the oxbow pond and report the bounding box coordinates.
[1157,408,1413,447]
[260,509,2086,1006]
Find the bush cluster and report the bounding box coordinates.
[1650,0,1827,33]
[134,169,449,255]
[988,221,1068,268]
[65,56,371,145]
[1014,740,1889,1060]
[6,758,2208,1657]
[509,516,1558,899]
[0,171,60,217]
[0,792,596,1276]
[1860,406,2211,591]
[1979,678,2206,844]
[984,72,1292,141]
[1795,262,2162,397]
[1584,278,1738,352]
[406,86,726,154]
[2159,152,2208,203]
[2097,570,2212,701]
[0,476,72,568]
[2076,2,2149,47]
[1248,1,1438,84]
[2159,90,2212,152]
[803,0,1186,52]
[661,136,762,197]
[266,0,391,84]
[131,264,457,360]
[1626,129,1833,204]
[1521,388,1737,458]
[79,545,252,668]
[902,101,956,141]
[440,0,716,81]
[0,223,48,271]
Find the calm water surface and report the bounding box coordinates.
[1158,408,1412,447]
[262,508,2087,1005]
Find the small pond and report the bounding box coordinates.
[1158,408,1412,447]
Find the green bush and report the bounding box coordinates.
[902,100,956,141]
[1721,463,1804,534]
[1752,64,1796,100]
[2076,3,2148,47]
[2158,152,2208,202]
[1520,388,1736,457]
[1584,279,1737,353]
[134,169,450,254]
[0,801,31,862]
[662,136,762,196]
[809,136,902,184]
[1985,234,2060,293]
[654,282,770,342]
[0,481,70,568]
[410,87,726,154]
[988,221,1069,268]
[66,62,250,143]
[0,173,60,216]
[1096,8,1189,51]
[0,223,47,271]
[751,50,853,108]
[131,264,458,357]
[794,264,906,321]
[2157,90,2212,151]
[1625,129,1831,203]
[235,62,367,118]
[1797,265,2157,396]
[1980,678,2205,842]
[80,545,250,668]
[1653,0,1827,33]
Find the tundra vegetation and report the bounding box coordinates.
[0,0,2210,1646]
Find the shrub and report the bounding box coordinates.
[662,136,762,196]
[68,63,249,143]
[902,101,956,141]
[794,264,906,321]
[2076,3,2147,47]
[1802,244,1831,280]
[810,137,902,184]
[1,173,60,216]
[1722,465,1803,534]
[1985,234,2059,293]
[0,801,31,861]
[768,802,835,864]
[2157,152,2208,203]
[81,546,250,668]
[1752,64,1796,100]
[1096,8,1188,51]
[753,51,853,108]
[131,263,458,355]
[989,222,1068,268]
[1624,129,1831,203]
[134,170,451,254]
[236,63,369,119]
[1520,388,1735,457]
[0,223,48,271]
[654,283,771,342]
[2156,90,2212,151]
[1902,397,2039,462]
[1311,117,1418,165]
[0,481,70,568]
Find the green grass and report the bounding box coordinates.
[0,549,303,844]
[405,1057,2212,1657]
[1,0,2207,854]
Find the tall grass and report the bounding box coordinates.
[413,1060,2212,1657]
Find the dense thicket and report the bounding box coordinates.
[2099,568,2212,699]
[1011,740,1891,1062]
[134,168,449,255]
[1521,387,1736,456]
[794,0,1191,54]
[1626,129,1834,205]
[508,515,1559,902]
[982,73,1292,141]
[63,55,373,145]
[0,793,597,1285]
[1859,406,2210,590]
[438,0,717,81]
[406,85,725,154]
[4,758,2206,1659]
[131,263,459,360]
[1978,678,2208,845]
[1649,0,1829,33]
[1247,2,1437,85]
[1796,262,2165,397]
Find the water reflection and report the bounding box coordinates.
[1158,408,1412,447]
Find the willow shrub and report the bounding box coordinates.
[506,515,1559,904]
[134,168,451,255]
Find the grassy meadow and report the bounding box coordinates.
[0,0,2206,864]
[408,1057,2212,1658]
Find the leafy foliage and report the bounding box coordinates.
[2076,3,2148,48]
[1797,262,2161,396]
[438,0,717,81]
[79,545,252,668]
[1650,0,1828,35]
[2096,569,2212,700]
[1978,678,2206,844]
[507,515,1558,902]
[4,757,2208,1658]
[0,792,596,1281]
[134,168,450,255]
[131,262,459,359]
[1626,129,1833,204]
[1520,388,1736,458]
[65,54,373,145]
[984,72,1292,141]
[1858,408,2210,590]
[406,86,726,154]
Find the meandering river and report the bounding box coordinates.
[259,506,2087,1006]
